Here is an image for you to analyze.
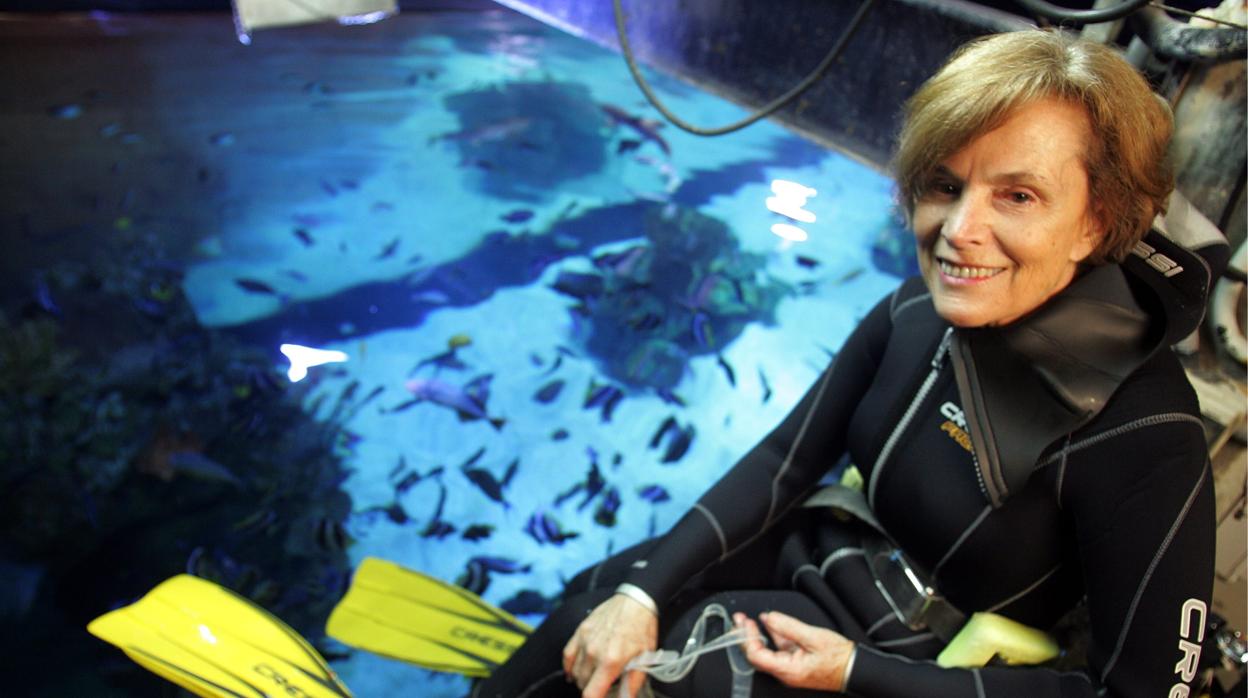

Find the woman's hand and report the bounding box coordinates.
[562,594,658,698]
[736,610,856,692]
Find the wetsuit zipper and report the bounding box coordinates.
[867,328,953,512]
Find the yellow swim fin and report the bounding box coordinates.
[937,612,1060,668]
[326,556,532,678]
[87,574,352,698]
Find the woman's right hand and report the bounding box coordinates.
[562,593,658,698]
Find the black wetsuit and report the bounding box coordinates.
[479,242,1215,698]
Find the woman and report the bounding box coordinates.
[478,29,1215,698]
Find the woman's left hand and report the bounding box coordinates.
[735,611,856,692]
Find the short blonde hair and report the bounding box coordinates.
[892,30,1174,264]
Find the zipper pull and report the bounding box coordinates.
[931,327,954,370]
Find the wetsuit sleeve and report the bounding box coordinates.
[621,291,896,606]
[845,414,1216,697]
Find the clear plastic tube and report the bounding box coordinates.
[616,604,760,698]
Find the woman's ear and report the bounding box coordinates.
[1071,204,1106,264]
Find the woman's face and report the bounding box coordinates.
[911,98,1102,328]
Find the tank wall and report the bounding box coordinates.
[492,0,1030,168]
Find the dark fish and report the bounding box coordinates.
[167,451,243,486]
[796,254,820,269]
[47,103,82,119]
[638,484,671,503]
[32,276,62,317]
[629,313,663,332]
[374,201,396,213]
[758,367,773,404]
[421,481,456,539]
[320,179,339,197]
[583,381,624,422]
[293,228,315,246]
[209,132,235,146]
[524,511,579,546]
[612,452,623,467]
[649,416,678,449]
[339,179,359,190]
[234,278,280,296]
[601,104,670,155]
[404,374,505,430]
[656,388,686,407]
[410,347,468,374]
[376,237,400,260]
[616,138,642,154]
[551,428,569,441]
[281,269,309,282]
[593,487,621,527]
[551,271,605,301]
[456,559,490,595]
[662,424,695,464]
[316,517,351,552]
[836,266,866,284]
[384,397,424,414]
[534,379,565,404]
[388,456,408,480]
[500,589,557,616]
[469,556,532,575]
[691,312,715,349]
[577,461,606,512]
[716,354,736,387]
[462,455,517,507]
[380,501,410,524]
[461,524,494,541]
[501,209,534,224]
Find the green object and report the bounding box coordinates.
[937,612,1060,668]
[87,574,353,698]
[325,557,532,677]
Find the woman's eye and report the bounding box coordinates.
[928,181,959,198]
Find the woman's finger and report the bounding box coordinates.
[760,611,817,646]
[582,661,622,698]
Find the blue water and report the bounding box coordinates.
[5,7,905,696]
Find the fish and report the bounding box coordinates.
[461,524,494,541]
[432,116,533,148]
[576,460,606,512]
[410,341,469,374]
[421,483,456,539]
[649,416,678,450]
[593,487,621,527]
[376,237,400,260]
[616,138,642,154]
[166,451,243,487]
[462,456,518,508]
[583,380,624,422]
[796,254,820,269]
[234,278,281,296]
[691,312,715,349]
[32,276,62,317]
[383,397,424,414]
[500,589,558,616]
[758,366,773,404]
[403,374,506,430]
[501,209,535,224]
[551,428,569,441]
[47,103,82,119]
[601,104,670,155]
[835,266,866,285]
[533,379,564,404]
[373,201,395,213]
[469,556,532,576]
[320,179,339,197]
[656,388,686,407]
[716,354,736,387]
[551,271,605,301]
[638,484,671,503]
[209,132,235,146]
[316,517,351,552]
[681,273,723,312]
[281,269,309,283]
[524,511,579,546]
[592,244,648,277]
[661,423,695,464]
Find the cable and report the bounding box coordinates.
[611,0,877,137]
[1012,0,1152,25]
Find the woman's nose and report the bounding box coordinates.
[941,194,989,248]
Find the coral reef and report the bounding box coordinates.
[555,205,791,390]
[0,234,355,694]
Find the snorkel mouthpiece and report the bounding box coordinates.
[618,604,759,698]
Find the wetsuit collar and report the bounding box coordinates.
[949,229,1212,508]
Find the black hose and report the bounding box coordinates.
[611,0,877,136]
[1129,6,1248,63]
[1013,0,1151,25]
